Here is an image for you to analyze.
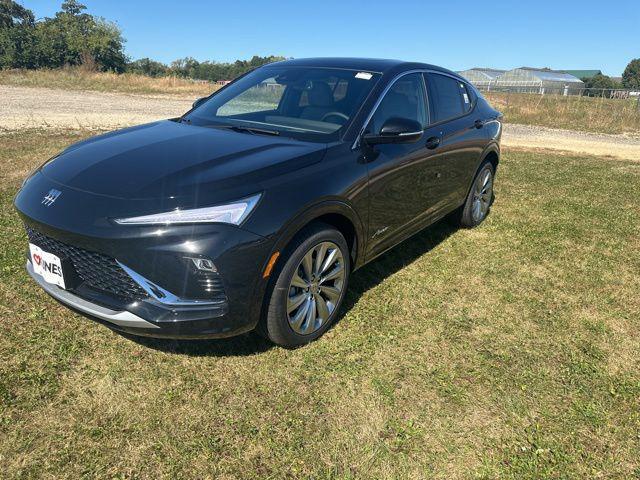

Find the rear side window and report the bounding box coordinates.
[425,73,466,123]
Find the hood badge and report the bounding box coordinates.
[42,189,62,207]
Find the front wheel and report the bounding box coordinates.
[263,223,350,348]
[457,162,495,228]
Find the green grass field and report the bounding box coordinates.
[0,131,639,479]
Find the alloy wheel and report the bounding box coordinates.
[286,241,346,335]
[471,168,493,222]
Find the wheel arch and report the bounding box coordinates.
[266,200,365,275]
[464,143,500,197]
[481,143,500,171]
[251,201,364,336]
[483,148,500,171]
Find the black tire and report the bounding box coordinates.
[456,161,495,228]
[261,223,350,348]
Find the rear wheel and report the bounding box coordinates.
[457,162,495,228]
[263,224,350,348]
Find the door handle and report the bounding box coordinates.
[425,136,440,150]
[474,119,484,129]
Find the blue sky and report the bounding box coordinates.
[27,0,639,76]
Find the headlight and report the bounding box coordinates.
[113,194,261,226]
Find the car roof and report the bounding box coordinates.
[266,57,460,77]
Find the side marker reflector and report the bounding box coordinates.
[263,252,280,279]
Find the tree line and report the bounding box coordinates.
[581,65,640,97]
[571,61,640,97]
[127,55,287,82]
[0,0,285,81]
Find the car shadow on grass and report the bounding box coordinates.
[340,218,457,315]
[105,218,457,357]
[118,330,274,357]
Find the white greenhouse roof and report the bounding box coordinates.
[516,68,584,83]
[458,68,506,80]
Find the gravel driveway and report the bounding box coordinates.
[2,85,639,161]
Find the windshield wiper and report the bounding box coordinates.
[218,125,280,137]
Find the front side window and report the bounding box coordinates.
[185,67,381,142]
[367,73,427,134]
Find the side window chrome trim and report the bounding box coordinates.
[352,69,475,150]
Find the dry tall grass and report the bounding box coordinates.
[0,68,217,97]
[486,92,640,135]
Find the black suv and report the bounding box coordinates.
[15,58,502,347]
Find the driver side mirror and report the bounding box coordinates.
[192,97,207,109]
[363,117,423,145]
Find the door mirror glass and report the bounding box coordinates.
[363,117,423,145]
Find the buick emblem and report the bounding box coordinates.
[42,189,62,207]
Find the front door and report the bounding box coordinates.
[364,72,435,259]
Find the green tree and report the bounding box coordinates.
[127,57,168,77]
[0,0,34,27]
[0,0,36,67]
[60,0,85,16]
[167,55,285,82]
[622,59,640,89]
[46,0,126,71]
[582,73,618,97]
[0,0,126,71]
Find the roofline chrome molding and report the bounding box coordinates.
[352,69,474,150]
[117,262,226,308]
[26,260,160,329]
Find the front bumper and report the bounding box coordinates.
[15,169,279,339]
[27,259,159,330]
[19,218,275,339]
[32,258,261,339]
[26,258,259,339]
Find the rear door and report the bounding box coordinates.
[423,73,488,208]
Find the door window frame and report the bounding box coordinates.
[353,69,477,149]
[363,72,430,137]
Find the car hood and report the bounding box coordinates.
[40,120,327,202]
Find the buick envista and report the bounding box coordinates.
[14,58,502,347]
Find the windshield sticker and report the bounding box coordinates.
[463,93,470,104]
[355,72,373,80]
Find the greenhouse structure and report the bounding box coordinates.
[457,68,505,89]
[492,68,584,95]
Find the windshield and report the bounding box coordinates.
[183,66,381,142]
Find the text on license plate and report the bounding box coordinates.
[29,243,66,289]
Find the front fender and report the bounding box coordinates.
[245,199,366,327]
[267,199,366,270]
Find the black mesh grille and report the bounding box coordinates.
[26,226,148,301]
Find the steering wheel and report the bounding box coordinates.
[320,111,349,123]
